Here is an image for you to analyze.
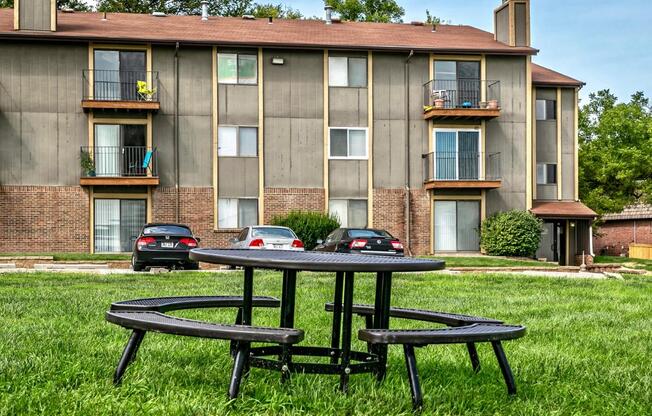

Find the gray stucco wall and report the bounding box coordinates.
[514,2,528,47]
[263,50,324,188]
[329,160,368,198]
[19,0,52,31]
[560,88,576,200]
[219,157,259,197]
[485,55,528,216]
[495,5,510,45]
[0,41,86,185]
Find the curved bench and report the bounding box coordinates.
[359,324,526,409]
[325,302,502,372]
[111,295,280,312]
[106,310,304,399]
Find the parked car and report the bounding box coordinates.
[229,226,304,251]
[313,228,404,256]
[132,223,200,271]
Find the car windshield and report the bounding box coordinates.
[143,225,192,236]
[347,229,392,239]
[251,227,296,239]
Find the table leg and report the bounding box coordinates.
[374,271,393,382]
[330,271,344,364]
[339,271,355,393]
[279,269,297,383]
[242,267,254,325]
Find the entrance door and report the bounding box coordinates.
[94,199,146,252]
[434,200,481,252]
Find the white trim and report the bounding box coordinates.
[328,127,369,160]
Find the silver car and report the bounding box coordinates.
[228,226,305,251]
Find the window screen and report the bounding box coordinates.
[537,163,557,184]
[330,128,367,158]
[238,199,258,228]
[239,127,258,156]
[536,99,556,120]
[330,129,348,157]
[348,58,367,87]
[329,56,366,87]
[218,53,238,84]
[238,55,257,84]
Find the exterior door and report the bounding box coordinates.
[434,200,481,252]
[95,124,120,176]
[94,199,146,252]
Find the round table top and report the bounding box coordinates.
[189,249,445,273]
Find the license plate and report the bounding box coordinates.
[161,242,174,248]
[273,244,284,249]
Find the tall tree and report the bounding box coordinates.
[0,0,90,11]
[579,90,652,214]
[253,3,302,19]
[326,0,404,23]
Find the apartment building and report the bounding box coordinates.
[0,0,596,264]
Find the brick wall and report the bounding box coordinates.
[409,189,432,255]
[0,186,90,252]
[263,187,325,223]
[151,187,237,248]
[373,188,406,243]
[593,220,652,256]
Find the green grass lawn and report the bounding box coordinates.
[595,255,652,272]
[0,271,650,415]
[422,256,558,268]
[0,252,131,261]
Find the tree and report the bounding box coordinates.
[253,3,302,19]
[579,89,652,214]
[326,0,404,23]
[0,0,90,11]
[425,9,440,24]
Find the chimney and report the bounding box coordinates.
[201,1,209,21]
[14,0,57,31]
[494,0,530,47]
[324,5,333,25]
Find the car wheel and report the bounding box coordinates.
[132,256,145,272]
[184,262,199,271]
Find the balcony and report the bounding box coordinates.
[81,70,160,111]
[422,80,501,120]
[79,146,159,186]
[422,151,501,189]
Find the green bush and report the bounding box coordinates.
[480,210,543,257]
[270,211,340,250]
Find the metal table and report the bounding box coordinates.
[189,249,444,391]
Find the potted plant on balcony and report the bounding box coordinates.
[487,99,499,109]
[80,150,95,177]
[434,98,445,108]
[137,81,157,101]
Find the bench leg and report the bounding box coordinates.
[466,342,481,373]
[113,330,145,385]
[330,272,344,364]
[403,344,423,409]
[491,341,516,395]
[339,271,355,393]
[228,342,251,400]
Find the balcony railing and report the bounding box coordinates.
[82,70,160,110]
[423,79,501,119]
[423,151,501,183]
[80,146,158,178]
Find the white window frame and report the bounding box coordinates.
[217,52,258,85]
[328,56,367,88]
[537,163,557,185]
[218,198,259,229]
[218,125,258,157]
[328,127,369,160]
[329,199,368,228]
[432,128,482,180]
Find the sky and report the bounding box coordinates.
[283,0,652,103]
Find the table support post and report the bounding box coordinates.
[330,271,344,364]
[279,269,297,383]
[374,271,392,382]
[339,271,355,392]
[242,267,254,325]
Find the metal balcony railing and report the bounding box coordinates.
[82,70,160,102]
[423,79,501,110]
[422,151,501,182]
[80,146,158,178]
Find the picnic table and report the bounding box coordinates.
[188,249,445,391]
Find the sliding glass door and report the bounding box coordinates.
[94,124,146,177]
[434,200,480,252]
[94,50,146,101]
[94,199,146,252]
[433,130,481,180]
[433,60,481,108]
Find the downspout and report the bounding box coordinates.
[404,50,414,255]
[174,42,180,223]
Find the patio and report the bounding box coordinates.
[0,270,649,415]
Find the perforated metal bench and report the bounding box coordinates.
[325,302,502,373]
[106,310,303,399]
[359,323,526,409]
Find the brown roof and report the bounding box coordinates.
[601,204,652,221]
[532,63,584,87]
[0,9,538,54]
[530,201,597,219]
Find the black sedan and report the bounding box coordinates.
[313,228,405,256]
[132,223,201,271]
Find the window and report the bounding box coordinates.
[218,126,258,157]
[93,50,146,101]
[434,200,480,252]
[432,60,481,108]
[94,124,147,177]
[536,99,556,120]
[329,199,367,228]
[328,57,367,87]
[537,163,557,184]
[218,198,258,228]
[94,199,146,252]
[218,53,257,84]
[329,128,368,159]
[432,129,481,180]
